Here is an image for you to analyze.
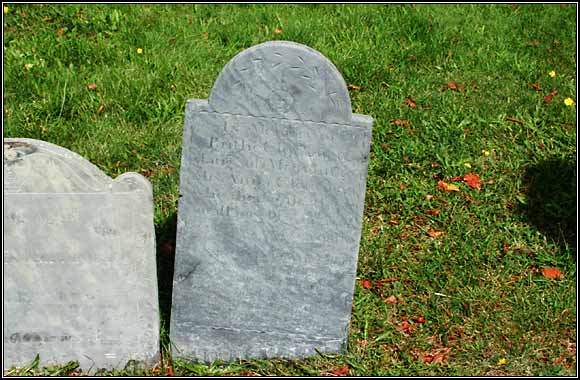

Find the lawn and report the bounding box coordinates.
[3,3,576,376]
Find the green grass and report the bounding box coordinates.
[3,3,576,376]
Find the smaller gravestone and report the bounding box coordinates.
[3,138,159,373]
[171,41,373,362]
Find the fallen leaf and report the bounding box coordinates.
[463,173,482,190]
[360,339,367,348]
[425,194,434,201]
[330,366,349,376]
[163,166,174,174]
[529,82,543,92]
[397,321,413,334]
[502,242,510,253]
[361,280,372,289]
[427,227,444,238]
[542,268,563,279]
[505,116,524,124]
[142,169,154,177]
[406,97,417,108]
[389,220,399,225]
[449,176,463,182]
[399,184,406,190]
[56,28,65,36]
[394,119,410,127]
[447,81,458,91]
[426,209,440,216]
[437,181,460,192]
[96,105,105,113]
[274,28,283,34]
[544,89,558,103]
[347,84,361,90]
[21,11,27,17]
[458,87,466,93]
[166,366,174,376]
[385,295,397,304]
[42,16,53,22]
[414,316,426,324]
[87,83,97,91]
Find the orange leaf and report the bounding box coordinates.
[505,116,524,124]
[385,295,397,305]
[164,165,174,174]
[347,84,361,90]
[542,268,563,279]
[426,209,440,216]
[361,280,372,289]
[449,176,463,182]
[274,28,283,34]
[463,173,482,190]
[331,366,349,376]
[530,82,543,92]
[427,227,444,238]
[389,219,399,225]
[87,83,97,91]
[166,366,174,376]
[502,242,510,253]
[447,81,458,91]
[543,89,558,103]
[406,97,417,108]
[399,184,406,190]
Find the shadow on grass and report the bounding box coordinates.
[155,211,178,353]
[519,155,577,256]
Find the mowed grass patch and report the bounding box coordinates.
[3,3,576,376]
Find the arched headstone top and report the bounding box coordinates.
[208,41,353,124]
[3,138,150,193]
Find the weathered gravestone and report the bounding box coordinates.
[3,138,159,373]
[171,41,373,361]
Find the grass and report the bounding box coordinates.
[3,3,576,376]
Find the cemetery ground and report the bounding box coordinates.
[3,3,576,377]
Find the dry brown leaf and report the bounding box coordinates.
[427,227,445,238]
[87,83,97,91]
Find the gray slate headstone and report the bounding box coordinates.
[3,138,159,373]
[171,41,373,362]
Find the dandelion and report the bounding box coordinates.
[4,6,8,14]
[498,358,507,365]
[482,150,490,157]
[137,48,143,54]
[464,162,472,168]
[564,97,575,106]
[548,70,556,77]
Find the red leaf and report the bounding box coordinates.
[397,321,414,334]
[415,316,426,324]
[426,209,440,216]
[463,173,482,190]
[543,89,558,103]
[505,116,524,124]
[449,176,463,182]
[331,366,349,376]
[447,81,458,91]
[542,268,563,279]
[361,280,372,289]
[406,97,417,108]
[502,242,510,253]
[385,295,397,305]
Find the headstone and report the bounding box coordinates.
[171,41,373,362]
[3,138,159,373]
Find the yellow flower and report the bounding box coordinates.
[464,162,472,168]
[137,48,143,54]
[498,358,507,365]
[564,97,575,106]
[482,150,490,157]
[4,6,8,13]
[548,70,556,77]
